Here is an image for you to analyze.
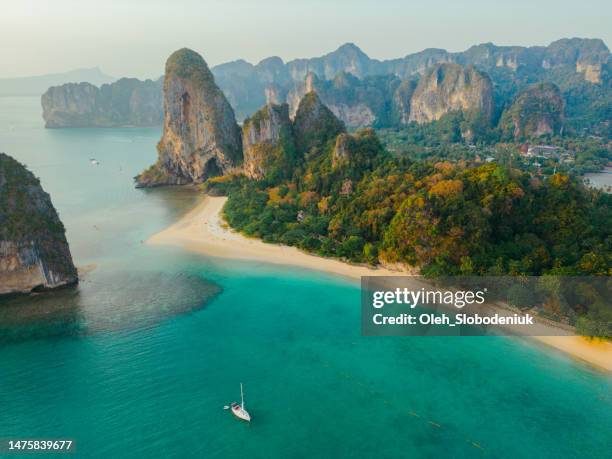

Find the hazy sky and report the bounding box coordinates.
[1,0,610,79]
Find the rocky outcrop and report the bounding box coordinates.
[500,83,564,140]
[265,85,282,104]
[212,56,292,121]
[135,48,242,187]
[545,38,609,72]
[42,82,98,127]
[459,43,544,72]
[286,73,318,118]
[41,78,162,128]
[331,128,383,172]
[391,79,418,125]
[242,103,295,180]
[329,103,376,128]
[576,62,603,83]
[0,153,77,296]
[287,72,397,128]
[293,92,345,155]
[331,133,356,168]
[287,43,374,82]
[384,48,453,78]
[408,63,494,123]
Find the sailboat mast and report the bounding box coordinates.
[240,383,244,409]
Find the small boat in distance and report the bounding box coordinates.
[230,383,251,422]
[90,158,100,166]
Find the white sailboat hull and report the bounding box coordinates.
[231,403,251,422]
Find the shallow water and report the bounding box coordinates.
[585,167,612,192]
[0,97,611,458]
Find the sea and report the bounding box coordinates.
[0,97,610,458]
[585,167,612,192]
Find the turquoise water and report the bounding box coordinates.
[0,97,611,458]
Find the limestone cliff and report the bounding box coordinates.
[544,38,609,83]
[287,72,395,128]
[41,82,99,127]
[331,133,356,168]
[331,128,383,173]
[0,153,77,296]
[287,73,318,118]
[391,79,418,125]
[409,63,494,123]
[287,43,373,82]
[575,62,603,84]
[242,103,295,181]
[500,83,564,140]
[41,78,162,128]
[293,92,345,155]
[135,48,242,187]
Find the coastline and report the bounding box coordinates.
[147,195,612,373]
[148,195,402,279]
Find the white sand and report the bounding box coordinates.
[148,195,400,279]
[148,195,612,372]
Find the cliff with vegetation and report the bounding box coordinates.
[135,48,243,187]
[293,92,346,155]
[41,78,162,128]
[0,153,77,296]
[408,64,494,124]
[287,72,400,128]
[500,83,565,140]
[242,103,296,181]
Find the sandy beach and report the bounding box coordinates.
[148,195,402,279]
[148,195,612,372]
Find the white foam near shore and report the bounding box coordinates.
[147,195,612,372]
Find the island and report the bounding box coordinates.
[0,153,78,295]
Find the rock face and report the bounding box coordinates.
[135,48,242,187]
[287,43,374,82]
[0,153,77,296]
[331,128,383,172]
[42,78,162,128]
[287,72,395,128]
[575,62,603,84]
[392,79,418,125]
[293,92,345,155]
[329,103,376,128]
[286,73,318,118]
[545,38,609,79]
[500,83,564,139]
[242,103,295,180]
[409,63,494,123]
[331,133,356,168]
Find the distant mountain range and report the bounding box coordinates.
[212,38,610,122]
[39,38,611,136]
[0,67,115,97]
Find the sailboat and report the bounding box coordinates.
[230,383,251,422]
